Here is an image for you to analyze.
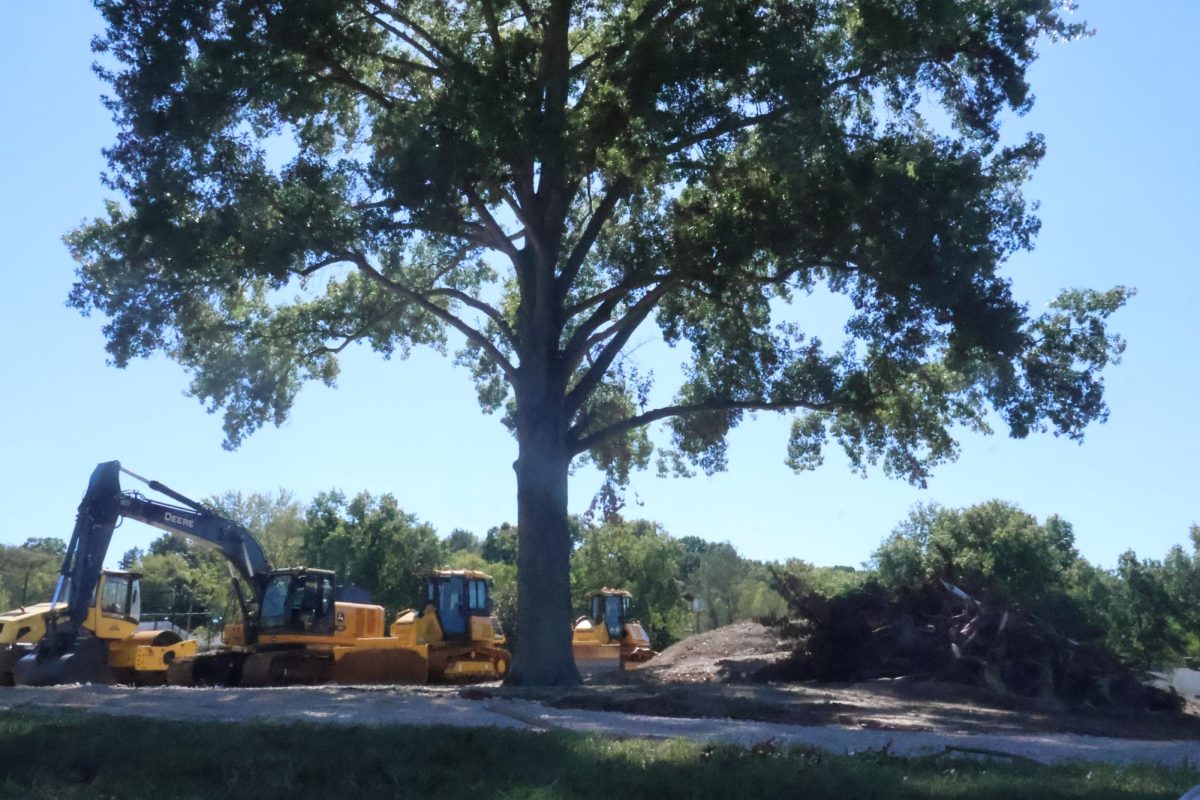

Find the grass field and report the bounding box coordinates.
[0,710,1196,799]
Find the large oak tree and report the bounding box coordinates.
[70,0,1128,684]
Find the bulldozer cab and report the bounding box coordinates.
[424,571,492,640]
[258,569,336,636]
[588,590,631,640]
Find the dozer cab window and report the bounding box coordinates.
[604,595,626,639]
[100,575,132,618]
[437,575,468,637]
[467,579,490,614]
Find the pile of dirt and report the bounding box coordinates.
[636,621,791,683]
[539,620,1200,741]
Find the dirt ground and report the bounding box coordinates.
[522,621,1200,742]
[2,621,1197,765]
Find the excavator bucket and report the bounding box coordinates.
[333,647,430,685]
[13,635,113,686]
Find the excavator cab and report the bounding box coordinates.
[258,569,337,637]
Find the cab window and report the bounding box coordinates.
[467,579,489,613]
[604,595,624,639]
[438,576,468,636]
[260,574,293,629]
[100,575,131,617]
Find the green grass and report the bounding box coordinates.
[0,710,1195,800]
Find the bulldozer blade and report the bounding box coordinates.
[333,648,429,685]
[13,636,113,686]
[573,643,621,678]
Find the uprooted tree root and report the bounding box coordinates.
[764,574,1183,713]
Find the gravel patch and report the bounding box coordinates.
[2,683,1197,767]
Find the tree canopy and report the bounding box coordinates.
[69,0,1129,684]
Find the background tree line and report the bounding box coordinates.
[3,493,1197,672]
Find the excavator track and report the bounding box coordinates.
[167,652,246,687]
[240,650,334,687]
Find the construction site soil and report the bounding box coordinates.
[3,623,1197,751]
[529,622,1200,742]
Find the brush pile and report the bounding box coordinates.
[767,572,1181,712]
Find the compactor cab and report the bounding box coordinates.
[572,588,655,675]
[2,569,196,686]
[88,570,142,640]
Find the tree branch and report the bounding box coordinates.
[564,282,673,416]
[425,286,517,346]
[557,176,630,301]
[463,186,521,261]
[358,0,454,66]
[570,397,830,456]
[481,0,503,53]
[348,252,518,382]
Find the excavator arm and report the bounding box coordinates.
[47,461,273,654]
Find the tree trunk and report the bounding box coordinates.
[505,392,581,686]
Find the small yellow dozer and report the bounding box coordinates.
[0,570,196,686]
[359,569,510,683]
[571,588,654,675]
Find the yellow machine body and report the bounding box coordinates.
[383,569,511,683]
[0,603,63,646]
[1,571,196,685]
[572,588,655,675]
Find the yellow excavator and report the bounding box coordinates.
[4,461,508,687]
[0,569,196,686]
[571,588,654,675]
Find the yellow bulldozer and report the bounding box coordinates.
[0,569,196,686]
[571,588,654,675]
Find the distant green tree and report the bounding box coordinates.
[874,501,1079,609]
[734,561,788,621]
[446,528,483,556]
[688,542,747,630]
[302,491,445,613]
[0,538,68,608]
[1105,550,1187,670]
[209,490,307,568]
[118,546,145,571]
[481,524,520,567]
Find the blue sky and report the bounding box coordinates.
[0,1,1196,571]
